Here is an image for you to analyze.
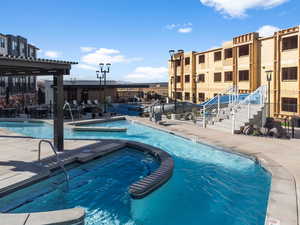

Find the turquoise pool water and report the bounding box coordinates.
[0,121,271,225]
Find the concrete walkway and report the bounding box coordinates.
[130,116,300,225]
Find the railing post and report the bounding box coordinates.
[232,109,235,134]
[203,105,206,128]
[217,93,220,116]
[248,102,250,120]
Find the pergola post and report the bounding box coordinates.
[53,75,64,152]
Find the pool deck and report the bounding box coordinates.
[129,116,300,225]
[0,117,299,225]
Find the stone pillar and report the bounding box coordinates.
[53,75,64,152]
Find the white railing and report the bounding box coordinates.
[231,85,267,134]
[202,86,238,128]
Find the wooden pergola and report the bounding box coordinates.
[0,55,78,151]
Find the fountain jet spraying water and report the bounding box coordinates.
[63,102,74,122]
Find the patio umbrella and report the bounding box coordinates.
[5,87,9,105]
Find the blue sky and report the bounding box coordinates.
[1,0,299,82]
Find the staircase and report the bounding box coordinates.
[206,86,267,133]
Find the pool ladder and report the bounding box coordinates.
[38,140,70,191]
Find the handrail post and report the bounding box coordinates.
[217,93,220,117]
[232,109,235,134]
[203,105,206,128]
[248,101,250,120]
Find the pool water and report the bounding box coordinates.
[0,120,271,225]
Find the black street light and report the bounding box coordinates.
[97,63,111,113]
[169,49,184,113]
[266,70,273,118]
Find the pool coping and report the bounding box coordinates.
[0,117,298,225]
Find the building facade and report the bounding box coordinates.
[0,34,39,107]
[168,25,300,118]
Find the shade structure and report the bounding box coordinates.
[0,55,78,151]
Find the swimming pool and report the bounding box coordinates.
[0,120,271,225]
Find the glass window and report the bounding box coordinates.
[239,70,249,81]
[282,67,297,81]
[282,98,298,112]
[224,48,233,59]
[225,71,233,81]
[0,38,5,48]
[214,51,222,61]
[185,57,190,65]
[198,93,205,101]
[199,55,205,63]
[185,92,190,100]
[197,74,205,82]
[214,72,222,82]
[185,75,190,83]
[239,45,249,57]
[282,36,298,51]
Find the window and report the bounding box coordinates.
[224,48,233,59]
[214,51,221,61]
[185,92,190,100]
[239,70,249,81]
[185,75,190,83]
[175,60,181,66]
[239,45,249,57]
[282,98,298,112]
[282,67,297,81]
[198,74,205,82]
[0,38,5,48]
[185,57,190,65]
[175,76,181,83]
[12,41,18,51]
[198,93,205,102]
[176,92,182,100]
[224,71,233,81]
[282,36,298,51]
[199,55,205,63]
[214,72,222,82]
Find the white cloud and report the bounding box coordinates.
[75,64,98,71]
[44,51,61,58]
[80,47,96,52]
[81,48,143,65]
[178,27,193,33]
[165,22,193,33]
[200,0,288,17]
[124,67,168,82]
[257,25,280,37]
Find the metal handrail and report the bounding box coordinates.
[38,140,69,190]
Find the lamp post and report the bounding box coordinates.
[97,63,111,113]
[169,49,184,113]
[266,70,273,118]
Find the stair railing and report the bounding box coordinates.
[231,85,267,134]
[202,86,237,128]
[38,140,70,190]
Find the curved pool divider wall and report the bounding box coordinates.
[72,126,127,132]
[126,141,174,199]
[0,208,85,225]
[66,116,126,126]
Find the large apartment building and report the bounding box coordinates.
[0,34,39,106]
[168,25,300,118]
